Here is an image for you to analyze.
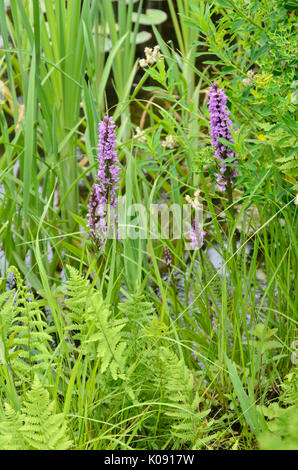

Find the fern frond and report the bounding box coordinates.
[20,375,72,450]
[280,368,298,406]
[86,293,127,380]
[118,292,156,326]
[157,347,212,447]
[0,404,25,450]
[64,265,93,324]
[63,265,97,352]
[119,292,157,358]
[3,267,52,381]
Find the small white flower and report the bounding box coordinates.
[242,70,254,87]
[144,47,154,65]
[139,58,147,68]
[185,191,202,209]
[192,199,201,209]
[161,134,178,149]
[243,78,252,87]
[135,126,147,143]
[139,45,163,68]
[153,45,162,61]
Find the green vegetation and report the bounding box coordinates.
[0,0,297,450]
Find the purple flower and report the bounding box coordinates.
[87,116,120,248]
[190,222,206,250]
[208,82,238,191]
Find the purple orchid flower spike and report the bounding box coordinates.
[208,82,238,191]
[163,246,172,267]
[190,222,206,250]
[87,116,121,249]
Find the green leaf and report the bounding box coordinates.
[135,31,152,45]
[217,137,236,151]
[132,9,167,26]
[225,355,267,436]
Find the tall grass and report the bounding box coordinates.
[0,0,142,276]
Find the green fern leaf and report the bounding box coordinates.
[20,375,72,450]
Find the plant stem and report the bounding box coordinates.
[226,176,237,255]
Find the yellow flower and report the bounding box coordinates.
[257,134,267,141]
[255,72,272,86]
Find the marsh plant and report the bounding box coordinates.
[0,0,297,451]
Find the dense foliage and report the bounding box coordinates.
[0,0,297,450]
